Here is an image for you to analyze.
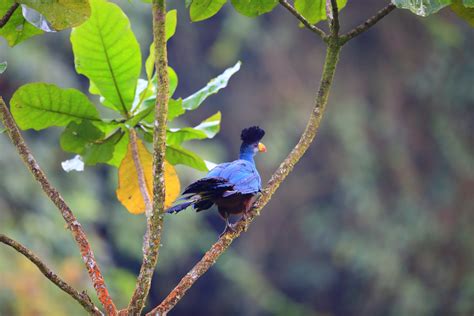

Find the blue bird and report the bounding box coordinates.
[167,126,266,235]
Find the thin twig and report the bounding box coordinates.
[278,0,327,40]
[127,0,169,313]
[147,40,343,316]
[0,98,117,315]
[0,2,19,28]
[0,234,103,316]
[326,0,340,36]
[340,3,396,44]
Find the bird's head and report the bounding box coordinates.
[240,126,266,160]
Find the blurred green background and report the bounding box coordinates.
[1,1,473,315]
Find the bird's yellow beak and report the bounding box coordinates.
[258,142,267,153]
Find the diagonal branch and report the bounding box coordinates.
[0,2,19,28]
[127,0,169,313]
[147,40,343,316]
[340,3,396,44]
[0,98,117,315]
[278,0,327,40]
[0,234,103,316]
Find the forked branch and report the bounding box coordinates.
[147,37,343,316]
[0,234,102,316]
[0,98,116,315]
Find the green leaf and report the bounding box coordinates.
[71,0,141,115]
[166,9,177,40]
[10,83,99,130]
[294,0,347,24]
[168,67,178,97]
[451,0,474,26]
[60,120,104,153]
[166,144,208,171]
[0,1,43,47]
[167,111,221,145]
[0,62,6,74]
[18,0,91,30]
[230,0,278,17]
[464,0,474,7]
[82,129,129,166]
[190,0,227,21]
[182,61,241,111]
[141,98,184,124]
[391,0,452,16]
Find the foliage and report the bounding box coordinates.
[7,0,241,214]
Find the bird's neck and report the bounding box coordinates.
[239,152,255,164]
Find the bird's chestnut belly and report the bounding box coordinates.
[215,193,255,215]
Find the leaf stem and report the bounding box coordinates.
[0,97,117,315]
[0,234,103,316]
[127,0,169,313]
[0,2,19,28]
[147,39,343,316]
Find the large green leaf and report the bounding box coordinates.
[0,1,43,47]
[451,0,474,26]
[182,61,241,111]
[10,83,99,130]
[18,0,91,30]
[190,0,227,21]
[392,0,451,16]
[166,144,208,171]
[70,0,141,115]
[294,0,347,24]
[167,111,221,145]
[230,0,278,17]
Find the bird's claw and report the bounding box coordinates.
[219,223,237,238]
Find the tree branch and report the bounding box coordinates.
[0,2,19,28]
[326,0,340,36]
[0,234,103,316]
[127,0,169,313]
[278,0,327,40]
[0,98,117,315]
[147,40,343,316]
[340,3,396,44]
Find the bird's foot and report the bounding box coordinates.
[219,223,237,238]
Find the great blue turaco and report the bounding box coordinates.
[167,126,266,235]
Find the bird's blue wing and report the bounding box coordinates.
[207,160,261,194]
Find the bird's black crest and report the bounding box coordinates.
[241,126,265,143]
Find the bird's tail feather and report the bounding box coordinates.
[166,200,195,214]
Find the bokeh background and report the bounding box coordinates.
[1,1,473,315]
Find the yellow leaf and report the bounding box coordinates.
[116,138,180,214]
